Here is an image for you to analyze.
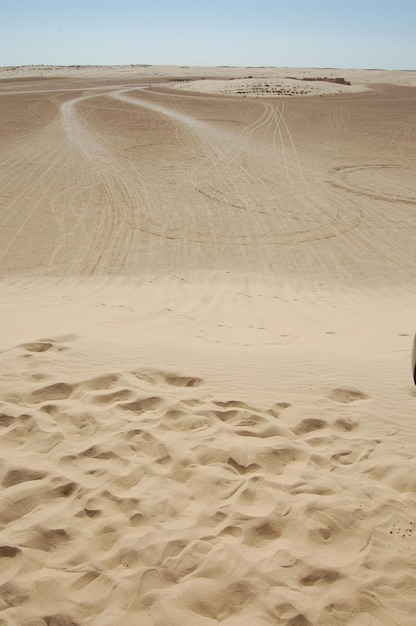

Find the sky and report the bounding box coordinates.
[0,0,415,70]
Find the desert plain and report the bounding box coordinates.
[0,65,416,625]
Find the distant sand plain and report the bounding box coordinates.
[1,65,416,625]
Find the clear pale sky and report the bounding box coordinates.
[1,0,415,70]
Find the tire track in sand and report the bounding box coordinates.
[109,89,358,260]
[59,94,146,273]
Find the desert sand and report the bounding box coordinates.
[1,65,416,625]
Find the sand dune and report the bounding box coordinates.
[1,66,416,625]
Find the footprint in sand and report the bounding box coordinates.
[300,567,342,586]
[31,382,74,402]
[329,388,369,404]
[164,374,202,388]
[2,467,46,487]
[81,373,121,391]
[18,334,78,355]
[19,342,53,353]
[0,546,23,585]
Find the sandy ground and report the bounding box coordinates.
[1,65,416,625]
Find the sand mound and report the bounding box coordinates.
[169,77,366,98]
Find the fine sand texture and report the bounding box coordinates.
[1,66,416,625]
